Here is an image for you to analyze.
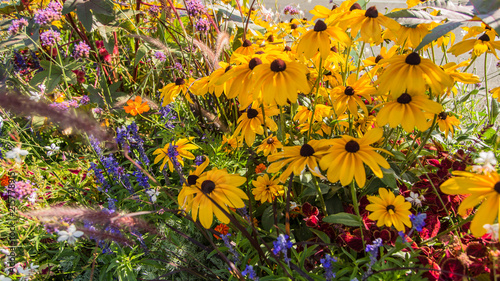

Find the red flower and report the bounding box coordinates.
[302,202,320,227]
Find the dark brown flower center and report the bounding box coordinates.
[438,112,448,120]
[300,144,315,157]
[331,4,338,9]
[350,3,362,10]
[270,59,287,72]
[386,205,395,212]
[314,20,327,32]
[365,6,378,18]
[405,52,421,65]
[397,93,412,104]
[267,138,275,144]
[201,180,216,194]
[344,86,355,96]
[331,46,338,53]
[284,46,292,52]
[247,108,259,118]
[175,78,185,85]
[375,54,384,63]
[187,175,199,185]
[249,58,262,70]
[345,140,360,152]
[267,35,274,42]
[255,51,265,54]
[291,23,298,29]
[478,34,490,42]
[242,39,252,47]
[494,181,500,194]
[225,66,232,73]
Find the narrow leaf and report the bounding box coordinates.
[415,21,463,52]
[322,212,362,227]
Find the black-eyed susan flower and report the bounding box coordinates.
[339,6,400,44]
[296,20,350,60]
[442,61,481,85]
[160,77,195,106]
[427,111,461,137]
[252,56,310,106]
[268,140,329,183]
[375,52,454,98]
[440,171,500,237]
[366,188,412,231]
[178,156,209,210]
[319,128,391,188]
[185,168,248,228]
[219,54,264,103]
[153,138,198,172]
[221,134,243,153]
[392,23,431,49]
[256,135,283,156]
[491,87,500,102]
[293,104,332,124]
[208,62,233,98]
[448,32,500,59]
[330,73,376,115]
[233,39,256,57]
[252,174,284,203]
[234,105,278,146]
[376,91,442,132]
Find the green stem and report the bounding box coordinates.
[484,52,491,124]
[312,175,327,215]
[356,42,365,77]
[351,182,365,247]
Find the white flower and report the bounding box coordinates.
[16,263,39,281]
[146,189,160,203]
[289,201,298,210]
[5,147,29,163]
[0,275,12,281]
[484,223,499,240]
[57,224,84,245]
[472,151,497,174]
[28,191,37,204]
[405,192,424,207]
[0,116,3,130]
[44,143,60,156]
[29,92,43,102]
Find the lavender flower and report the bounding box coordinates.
[73,41,90,59]
[5,180,34,200]
[363,238,383,279]
[40,30,61,46]
[221,234,240,264]
[272,234,293,264]
[185,0,206,17]
[410,213,427,232]
[154,51,166,62]
[283,5,299,15]
[89,162,110,192]
[8,19,28,36]
[242,265,259,281]
[133,166,150,189]
[80,95,90,105]
[194,155,204,166]
[320,254,337,281]
[148,5,160,17]
[195,18,210,32]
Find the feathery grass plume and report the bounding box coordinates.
[126,34,173,56]
[79,228,134,246]
[0,91,114,147]
[190,37,216,69]
[213,31,230,67]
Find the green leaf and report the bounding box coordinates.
[459,89,478,103]
[415,21,463,52]
[309,228,330,244]
[135,45,148,66]
[323,212,362,227]
[491,99,499,122]
[63,0,114,31]
[0,1,24,15]
[261,205,278,231]
[470,0,500,33]
[386,9,442,26]
[380,167,398,189]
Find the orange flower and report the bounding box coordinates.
[213,223,229,239]
[124,96,150,116]
[0,174,9,187]
[255,163,266,174]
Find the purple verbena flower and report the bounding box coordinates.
[34,2,62,25]
[410,213,427,232]
[174,62,183,71]
[148,5,161,17]
[185,0,206,17]
[40,30,61,46]
[283,5,299,15]
[73,41,91,59]
[8,19,29,36]
[154,51,166,62]
[195,18,210,32]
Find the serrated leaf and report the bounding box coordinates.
[323,212,362,227]
[415,21,463,51]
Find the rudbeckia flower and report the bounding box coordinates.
[319,128,391,187]
[268,140,329,183]
[186,168,248,228]
[218,54,264,104]
[256,135,283,156]
[178,156,209,210]
[375,52,454,98]
[427,111,461,137]
[233,39,256,57]
[221,134,243,153]
[124,96,150,116]
[392,23,431,49]
[293,104,332,124]
[153,138,198,172]
[296,20,350,60]
[234,105,278,146]
[339,6,400,44]
[252,56,310,106]
[376,91,442,132]
[440,171,500,237]
[448,33,500,59]
[366,188,412,231]
[208,62,233,98]
[330,73,376,115]
[160,77,195,106]
[442,61,480,85]
[252,174,284,203]
[491,87,500,102]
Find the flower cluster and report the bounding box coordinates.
[185,0,206,17]
[73,41,91,59]
[283,5,300,15]
[34,1,62,25]
[194,18,210,32]
[40,30,61,47]
[272,234,293,264]
[8,19,28,36]
[154,51,167,62]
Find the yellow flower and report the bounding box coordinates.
[375,52,454,98]
[124,96,150,116]
[234,105,278,146]
[178,156,210,211]
[218,54,264,104]
[233,39,256,57]
[442,61,480,85]
[221,134,243,153]
[208,62,233,98]
[366,188,412,231]
[252,56,310,106]
[160,77,195,106]
[296,20,350,60]
[449,32,500,59]
[268,140,329,183]
[440,171,500,237]
[392,24,431,49]
[427,111,461,138]
[252,174,284,203]
[319,128,391,187]
[186,168,248,228]
[491,87,500,102]
[153,138,198,172]
[376,91,442,132]
[293,104,332,124]
[330,73,376,116]
[256,135,283,156]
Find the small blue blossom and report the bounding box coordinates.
[410,213,427,232]
[221,234,240,264]
[272,234,293,264]
[242,265,259,281]
[320,254,337,281]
